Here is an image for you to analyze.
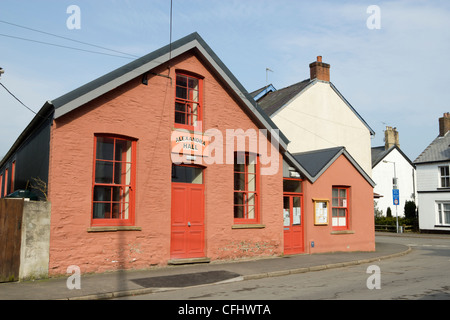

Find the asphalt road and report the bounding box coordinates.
[117,234,450,301]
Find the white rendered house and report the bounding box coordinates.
[372,127,416,217]
[415,113,450,233]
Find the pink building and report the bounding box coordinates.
[0,33,375,277]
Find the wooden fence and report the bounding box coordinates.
[0,199,24,282]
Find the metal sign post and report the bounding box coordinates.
[393,189,400,233]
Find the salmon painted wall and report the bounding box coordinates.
[302,155,375,254]
[47,51,283,275]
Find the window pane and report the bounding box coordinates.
[339,189,347,198]
[283,197,290,226]
[247,174,256,192]
[247,192,256,206]
[114,163,132,185]
[234,173,245,191]
[191,102,199,115]
[188,77,198,90]
[283,179,302,193]
[234,153,246,166]
[95,161,113,183]
[234,205,244,219]
[248,154,256,174]
[247,205,255,219]
[96,137,114,160]
[189,89,199,102]
[332,188,339,198]
[175,102,186,112]
[115,139,132,162]
[176,86,187,99]
[94,186,111,202]
[171,165,203,184]
[234,192,244,205]
[332,208,338,217]
[332,197,339,207]
[293,197,301,225]
[175,111,186,124]
[93,203,111,219]
[176,75,187,87]
[234,162,245,173]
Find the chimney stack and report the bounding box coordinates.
[309,56,330,82]
[384,126,400,150]
[439,113,450,137]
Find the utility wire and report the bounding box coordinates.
[0,33,135,60]
[0,82,37,115]
[0,19,139,58]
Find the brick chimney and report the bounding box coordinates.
[309,56,330,82]
[384,126,400,150]
[439,113,450,137]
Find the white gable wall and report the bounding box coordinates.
[270,82,372,175]
[372,148,416,217]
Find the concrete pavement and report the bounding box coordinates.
[0,237,411,300]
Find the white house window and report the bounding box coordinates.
[439,166,450,188]
[437,202,450,226]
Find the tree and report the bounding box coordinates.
[404,200,419,231]
[386,207,392,218]
[404,200,417,220]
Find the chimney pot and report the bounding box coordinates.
[384,126,400,150]
[309,56,330,82]
[439,112,450,137]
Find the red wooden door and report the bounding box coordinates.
[283,195,304,255]
[171,166,205,259]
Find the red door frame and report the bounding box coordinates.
[170,165,205,259]
[283,178,304,255]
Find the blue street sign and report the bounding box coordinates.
[393,189,399,206]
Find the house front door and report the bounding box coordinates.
[170,165,205,259]
[283,195,304,255]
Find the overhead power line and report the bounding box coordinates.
[0,33,135,60]
[0,82,37,115]
[0,19,139,59]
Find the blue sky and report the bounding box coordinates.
[1,0,450,162]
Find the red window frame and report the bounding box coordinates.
[233,152,260,224]
[332,187,350,230]
[174,72,203,130]
[10,161,15,194]
[91,135,137,227]
[3,168,8,197]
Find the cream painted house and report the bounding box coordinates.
[252,56,375,176]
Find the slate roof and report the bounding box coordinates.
[255,79,311,116]
[252,78,375,135]
[371,145,415,168]
[50,32,289,149]
[1,32,291,168]
[414,132,450,164]
[290,147,375,186]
